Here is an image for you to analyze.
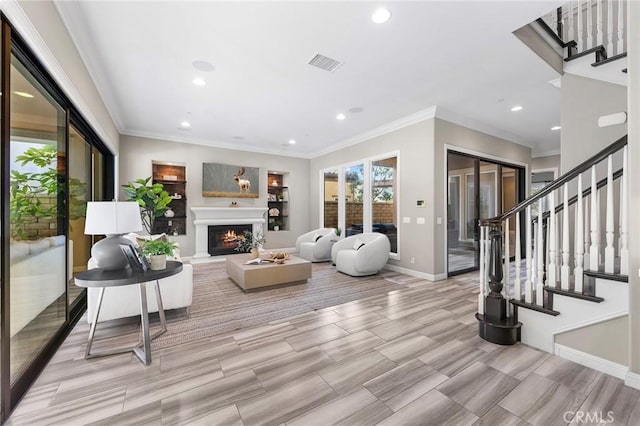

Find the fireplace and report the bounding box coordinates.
[208,225,252,256]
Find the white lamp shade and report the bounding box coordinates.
[84,201,143,235]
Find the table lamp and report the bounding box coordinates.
[85,201,143,270]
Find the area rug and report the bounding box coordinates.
[150,260,412,349]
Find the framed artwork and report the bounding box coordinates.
[202,163,259,198]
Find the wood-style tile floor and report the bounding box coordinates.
[8,271,640,425]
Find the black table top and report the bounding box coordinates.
[75,260,183,288]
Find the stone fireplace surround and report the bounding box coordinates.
[192,207,267,259]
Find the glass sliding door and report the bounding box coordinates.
[447,151,524,276]
[345,163,364,237]
[371,156,398,254]
[9,55,67,382]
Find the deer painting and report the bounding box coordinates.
[233,167,251,193]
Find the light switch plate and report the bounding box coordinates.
[403,217,411,224]
[417,217,425,225]
[436,217,442,225]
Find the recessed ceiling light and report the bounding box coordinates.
[551,125,561,131]
[13,91,34,98]
[192,78,206,86]
[336,113,346,121]
[511,105,523,112]
[288,139,296,145]
[192,60,215,72]
[180,121,191,128]
[372,8,391,24]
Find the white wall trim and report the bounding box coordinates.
[555,343,629,380]
[531,167,559,180]
[1,0,118,154]
[552,311,629,337]
[310,106,437,158]
[384,264,447,282]
[625,371,640,390]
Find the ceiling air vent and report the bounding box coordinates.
[307,53,343,72]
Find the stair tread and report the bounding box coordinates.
[544,286,604,303]
[510,299,560,316]
[583,269,628,282]
[565,45,606,62]
[592,51,627,67]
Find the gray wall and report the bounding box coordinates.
[119,135,310,256]
[560,74,627,173]
[309,118,532,279]
[532,154,560,173]
[10,1,119,153]
[555,316,629,365]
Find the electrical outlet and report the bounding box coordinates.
[410,256,415,264]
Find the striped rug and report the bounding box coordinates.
[150,259,414,349]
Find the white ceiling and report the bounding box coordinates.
[55,1,563,158]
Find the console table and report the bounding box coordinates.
[75,261,183,365]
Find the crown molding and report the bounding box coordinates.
[120,130,312,160]
[1,0,118,154]
[309,106,437,158]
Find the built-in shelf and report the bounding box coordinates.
[267,172,289,231]
[152,161,187,236]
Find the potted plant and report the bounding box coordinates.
[273,220,281,231]
[122,177,172,234]
[140,239,178,270]
[335,226,342,238]
[234,230,266,259]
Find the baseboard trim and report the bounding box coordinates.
[554,343,629,380]
[625,371,640,390]
[384,264,446,282]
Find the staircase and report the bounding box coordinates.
[476,135,629,355]
[531,0,627,85]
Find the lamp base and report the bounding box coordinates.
[91,235,135,271]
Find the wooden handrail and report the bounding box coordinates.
[481,135,627,226]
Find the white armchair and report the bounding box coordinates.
[86,234,193,324]
[331,233,390,276]
[295,228,337,262]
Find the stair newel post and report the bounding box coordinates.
[504,219,511,316]
[597,0,603,46]
[616,0,625,54]
[478,225,486,315]
[515,211,522,300]
[484,222,506,323]
[536,199,545,306]
[561,182,571,289]
[620,145,628,275]
[556,6,564,40]
[548,191,557,287]
[525,205,533,304]
[605,154,615,273]
[607,0,614,54]
[589,164,600,270]
[575,173,585,293]
[587,0,594,49]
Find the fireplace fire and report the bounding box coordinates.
[208,224,252,256]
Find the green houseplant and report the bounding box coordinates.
[122,177,172,234]
[335,226,342,238]
[234,230,266,258]
[140,239,178,270]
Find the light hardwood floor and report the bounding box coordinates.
[7,269,640,425]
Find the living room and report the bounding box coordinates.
[1,1,639,424]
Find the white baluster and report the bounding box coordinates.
[548,192,557,287]
[504,219,510,316]
[620,145,629,275]
[536,199,544,306]
[605,155,615,273]
[561,183,571,289]
[479,226,485,315]
[515,211,522,299]
[525,205,532,304]
[597,0,603,46]
[568,1,575,43]
[607,0,614,53]
[578,0,585,50]
[575,174,584,293]
[587,0,594,49]
[589,165,600,270]
[584,190,591,270]
[617,0,625,54]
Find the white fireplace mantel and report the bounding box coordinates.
[191,207,267,258]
